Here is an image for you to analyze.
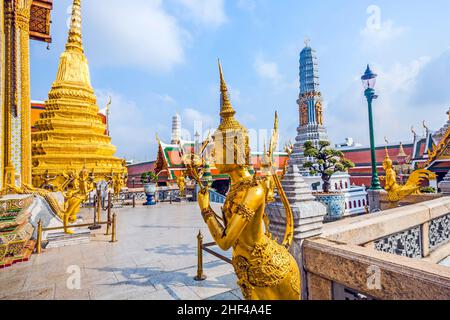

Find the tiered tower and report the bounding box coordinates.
[291,40,329,171]
[31,0,126,186]
[171,113,181,144]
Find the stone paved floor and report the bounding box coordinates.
[0,203,242,300]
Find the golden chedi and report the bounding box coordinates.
[31,0,126,189]
[196,61,300,300]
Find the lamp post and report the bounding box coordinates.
[362,65,382,190]
[132,177,135,189]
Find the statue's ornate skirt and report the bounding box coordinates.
[232,237,300,300]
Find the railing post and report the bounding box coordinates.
[421,222,430,257]
[97,188,102,221]
[194,230,207,281]
[108,191,112,214]
[106,201,112,236]
[132,193,136,208]
[89,189,102,230]
[36,219,42,254]
[110,213,118,243]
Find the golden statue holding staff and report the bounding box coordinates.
[196,61,300,300]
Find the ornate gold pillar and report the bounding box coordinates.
[17,0,32,185]
[2,0,32,187]
[3,0,16,187]
[0,0,5,189]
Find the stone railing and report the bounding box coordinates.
[379,191,443,211]
[303,197,450,300]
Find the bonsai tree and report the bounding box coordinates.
[303,140,355,193]
[420,186,436,194]
[141,171,158,184]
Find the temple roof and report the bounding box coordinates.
[154,139,289,181]
[423,126,450,170]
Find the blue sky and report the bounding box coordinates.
[30,0,450,162]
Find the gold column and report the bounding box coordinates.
[2,0,32,187]
[0,0,5,189]
[3,0,16,187]
[16,0,32,185]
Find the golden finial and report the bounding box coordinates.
[216,60,246,133]
[398,142,407,158]
[66,0,83,53]
[218,59,236,122]
[423,120,429,134]
[411,126,417,138]
[106,96,112,112]
[384,137,390,159]
[268,111,279,159]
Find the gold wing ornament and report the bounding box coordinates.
[265,112,294,249]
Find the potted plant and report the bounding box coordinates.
[303,140,355,221]
[141,171,158,205]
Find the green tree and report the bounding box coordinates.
[141,171,158,184]
[303,141,355,193]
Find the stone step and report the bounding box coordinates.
[45,229,91,249]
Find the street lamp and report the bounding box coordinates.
[362,65,382,190]
[132,177,135,189]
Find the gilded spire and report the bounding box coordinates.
[217,60,246,133]
[398,142,407,158]
[218,59,236,121]
[66,0,83,53]
[384,137,390,161]
[53,0,91,87]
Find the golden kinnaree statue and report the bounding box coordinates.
[176,171,186,198]
[383,148,436,203]
[1,169,94,235]
[196,61,300,300]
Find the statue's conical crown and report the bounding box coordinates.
[217,60,247,133]
[384,145,392,163]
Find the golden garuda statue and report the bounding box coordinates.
[196,61,300,300]
[383,148,436,202]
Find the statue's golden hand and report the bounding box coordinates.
[197,188,210,211]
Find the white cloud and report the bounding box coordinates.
[360,20,408,49]
[228,85,241,104]
[254,55,282,84]
[96,89,173,162]
[174,0,227,27]
[83,0,186,72]
[253,55,297,94]
[181,108,216,141]
[411,49,450,108]
[326,56,443,147]
[183,108,215,127]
